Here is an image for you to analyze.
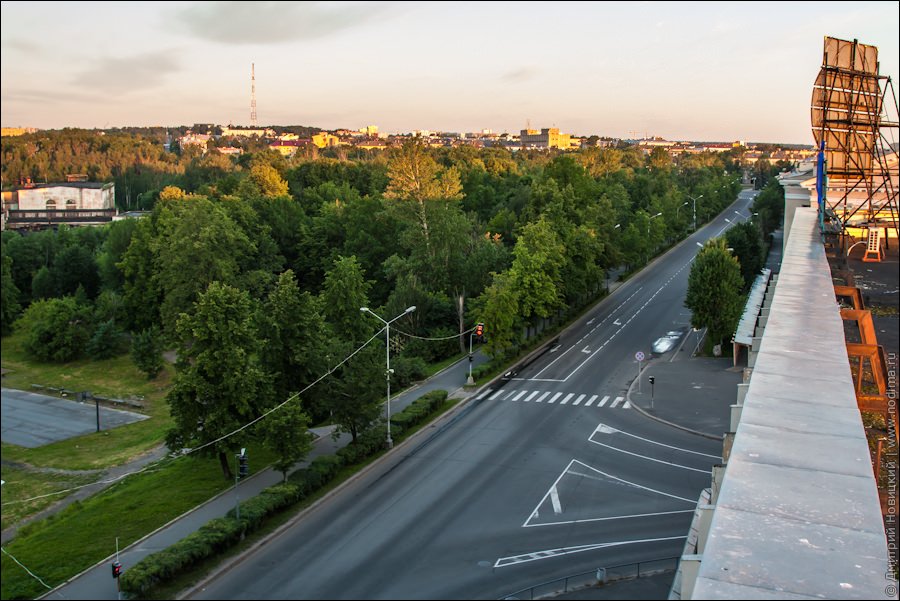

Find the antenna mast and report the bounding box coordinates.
[250,63,257,127]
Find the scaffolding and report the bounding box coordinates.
[811,37,899,243]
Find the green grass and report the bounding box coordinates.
[421,351,467,379]
[0,447,277,601]
[0,466,100,531]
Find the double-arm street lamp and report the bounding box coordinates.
[361,305,416,449]
[687,194,703,231]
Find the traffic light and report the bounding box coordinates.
[238,453,248,478]
[112,561,122,579]
[649,376,655,386]
[474,323,484,339]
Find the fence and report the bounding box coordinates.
[500,556,678,600]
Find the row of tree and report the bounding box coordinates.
[2,134,747,478]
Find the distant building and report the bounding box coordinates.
[179,133,212,151]
[268,140,308,157]
[2,179,116,231]
[1,127,38,137]
[311,132,341,149]
[359,125,379,136]
[519,127,578,150]
[221,125,275,138]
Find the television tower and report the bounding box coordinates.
[250,63,257,127]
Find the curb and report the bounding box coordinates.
[179,390,479,599]
[625,361,724,442]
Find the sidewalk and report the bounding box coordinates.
[39,348,490,600]
[627,349,742,440]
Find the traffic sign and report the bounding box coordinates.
[635,351,645,362]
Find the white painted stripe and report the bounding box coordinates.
[512,390,528,401]
[560,393,574,405]
[573,394,586,406]
[489,390,504,400]
[585,395,598,407]
[523,459,579,528]
[548,392,563,404]
[611,396,624,408]
[476,388,493,400]
[597,395,610,407]
[549,486,562,514]
[590,423,721,459]
[623,400,631,409]
[494,535,687,568]
[587,439,711,473]
[535,392,551,403]
[567,459,698,502]
[524,391,540,403]
[524,509,695,528]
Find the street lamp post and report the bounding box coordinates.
[361,305,417,449]
[647,212,663,234]
[688,194,703,231]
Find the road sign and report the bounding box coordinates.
[635,351,645,362]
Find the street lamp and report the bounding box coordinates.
[676,201,688,219]
[647,212,663,234]
[688,194,703,231]
[361,305,417,449]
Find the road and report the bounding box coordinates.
[191,192,756,600]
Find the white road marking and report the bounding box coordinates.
[597,395,610,407]
[530,288,643,379]
[573,394,586,406]
[560,393,574,405]
[548,392,562,404]
[591,423,721,459]
[476,388,493,400]
[512,390,528,401]
[587,438,711,473]
[524,391,541,403]
[494,536,687,568]
[610,396,624,408]
[535,392,551,403]
[581,346,591,354]
[585,394,598,406]
[504,390,518,400]
[623,400,631,409]
[550,485,562,514]
[489,390,504,400]
[524,509,695,528]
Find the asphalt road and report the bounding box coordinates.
[190,191,757,600]
[1,388,148,448]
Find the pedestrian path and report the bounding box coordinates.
[474,388,631,409]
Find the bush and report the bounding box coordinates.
[86,319,124,359]
[16,296,93,362]
[391,355,428,388]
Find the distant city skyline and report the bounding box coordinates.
[1,1,898,144]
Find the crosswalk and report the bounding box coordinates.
[474,388,631,409]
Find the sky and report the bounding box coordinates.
[1,1,898,145]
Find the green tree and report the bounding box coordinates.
[166,282,269,480]
[725,221,765,289]
[510,217,564,319]
[31,266,56,300]
[131,326,165,379]
[320,256,383,441]
[476,271,520,359]
[17,297,93,362]
[685,239,744,350]
[262,270,327,404]
[258,399,314,482]
[1,245,21,335]
[86,319,122,360]
[247,162,290,198]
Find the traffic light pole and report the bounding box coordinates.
[467,331,475,386]
[234,454,240,521]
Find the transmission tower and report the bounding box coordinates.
[250,63,257,127]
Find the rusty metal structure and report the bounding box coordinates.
[811,37,899,242]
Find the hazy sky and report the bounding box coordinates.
[2,1,898,144]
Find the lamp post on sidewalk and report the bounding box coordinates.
[688,194,703,231]
[361,305,417,449]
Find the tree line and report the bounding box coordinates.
[2,132,748,478]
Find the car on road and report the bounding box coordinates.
[651,330,684,355]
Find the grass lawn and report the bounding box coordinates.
[0,465,100,531]
[0,448,276,601]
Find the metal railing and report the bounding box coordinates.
[500,556,679,600]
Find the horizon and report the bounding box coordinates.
[2,1,898,145]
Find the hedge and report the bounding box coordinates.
[120,389,450,597]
